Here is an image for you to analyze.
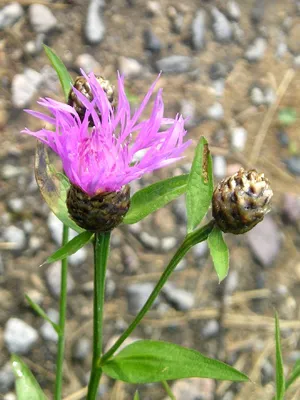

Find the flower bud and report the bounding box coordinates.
[212,168,273,234]
[67,185,130,232]
[68,75,115,119]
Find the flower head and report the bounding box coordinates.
[22,71,190,197]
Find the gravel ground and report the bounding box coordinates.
[1,0,300,399]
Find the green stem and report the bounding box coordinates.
[87,232,111,400]
[162,380,176,400]
[54,224,69,400]
[101,220,215,365]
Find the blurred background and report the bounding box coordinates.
[1,0,300,399]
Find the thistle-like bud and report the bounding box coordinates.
[68,75,115,119]
[212,168,273,234]
[67,185,130,232]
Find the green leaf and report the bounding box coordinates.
[42,231,93,265]
[208,225,229,282]
[25,294,60,335]
[186,137,213,233]
[11,355,47,400]
[123,175,188,224]
[275,312,285,400]
[278,108,297,126]
[43,45,73,101]
[286,360,300,391]
[34,142,84,234]
[133,391,140,400]
[102,340,248,384]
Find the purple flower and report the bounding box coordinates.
[22,72,190,197]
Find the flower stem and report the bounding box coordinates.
[87,232,111,400]
[101,220,215,365]
[55,224,69,400]
[162,380,176,400]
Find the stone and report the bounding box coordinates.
[180,99,197,128]
[122,245,140,273]
[264,87,276,105]
[4,318,38,354]
[146,1,162,17]
[286,156,300,176]
[11,68,42,108]
[24,34,45,56]
[156,56,193,74]
[211,7,232,42]
[29,4,57,33]
[282,193,300,224]
[162,283,195,311]
[0,3,24,30]
[250,86,265,106]
[191,9,206,50]
[173,196,187,223]
[209,62,228,81]
[7,198,24,213]
[251,0,265,24]
[247,215,282,267]
[85,0,105,44]
[73,337,91,361]
[139,232,160,250]
[245,38,267,62]
[207,102,224,120]
[226,1,240,21]
[3,226,26,251]
[75,54,101,74]
[231,126,247,151]
[127,283,156,314]
[288,24,300,54]
[213,155,227,179]
[118,56,143,78]
[202,319,220,338]
[212,79,225,97]
[45,262,75,298]
[0,362,15,392]
[277,130,289,147]
[167,378,215,400]
[40,309,59,342]
[192,241,208,259]
[161,237,177,252]
[143,29,162,53]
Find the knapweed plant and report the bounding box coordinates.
[11,46,276,399]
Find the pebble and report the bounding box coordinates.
[250,86,265,106]
[118,56,143,78]
[0,362,15,392]
[282,193,300,224]
[143,29,162,53]
[85,0,105,44]
[29,4,57,33]
[209,62,228,81]
[7,198,24,213]
[168,378,215,400]
[45,262,75,298]
[3,226,26,251]
[211,7,232,42]
[207,102,224,120]
[156,55,193,74]
[40,309,59,342]
[0,3,24,30]
[247,215,282,267]
[161,237,177,252]
[0,253,4,275]
[139,231,160,250]
[3,395,16,400]
[287,24,300,54]
[226,1,240,21]
[191,10,206,51]
[213,155,227,179]
[173,197,187,223]
[294,55,300,68]
[146,1,162,17]
[192,241,208,259]
[201,319,220,338]
[11,68,43,108]
[4,318,38,354]
[251,0,265,25]
[180,99,197,128]
[2,164,24,179]
[24,33,45,56]
[231,126,247,151]
[75,54,101,74]
[73,337,91,361]
[122,245,140,274]
[162,282,195,311]
[286,156,300,176]
[167,6,184,34]
[212,79,225,97]
[245,38,267,62]
[127,283,156,314]
[277,130,289,147]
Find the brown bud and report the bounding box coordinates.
[67,185,130,233]
[212,168,273,234]
[68,75,116,120]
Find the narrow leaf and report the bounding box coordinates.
[123,175,188,224]
[275,312,285,400]
[186,137,213,233]
[102,340,248,384]
[11,355,47,400]
[34,142,84,233]
[42,231,93,265]
[25,295,60,335]
[286,360,300,391]
[43,45,73,101]
[208,225,229,282]
[133,391,140,400]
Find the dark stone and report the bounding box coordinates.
[143,29,162,53]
